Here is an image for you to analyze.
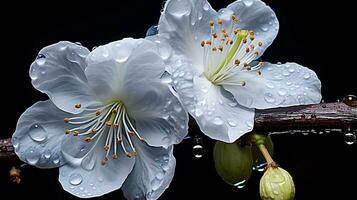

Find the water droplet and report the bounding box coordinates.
[264,93,275,103]
[261,24,269,32]
[203,3,210,11]
[151,179,161,191]
[344,131,356,145]
[75,42,82,46]
[146,25,158,36]
[81,153,96,171]
[160,71,172,84]
[115,47,130,63]
[246,121,253,129]
[283,71,290,76]
[35,54,46,66]
[44,149,51,159]
[192,145,204,158]
[29,124,47,143]
[228,119,237,127]
[52,153,60,165]
[267,67,273,71]
[286,81,292,86]
[166,0,191,17]
[228,102,237,107]
[302,132,309,136]
[174,104,182,112]
[156,171,165,180]
[342,94,357,107]
[303,74,311,80]
[98,176,104,182]
[26,147,40,165]
[69,173,83,186]
[158,41,172,60]
[288,68,295,73]
[278,89,287,96]
[265,82,275,89]
[92,46,97,51]
[12,137,19,149]
[234,179,247,189]
[253,162,267,172]
[213,117,224,125]
[242,0,254,7]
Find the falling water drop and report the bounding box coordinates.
[234,179,247,189]
[69,173,83,186]
[344,131,356,145]
[146,25,158,36]
[29,124,47,143]
[192,136,205,159]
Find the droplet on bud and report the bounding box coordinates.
[192,136,205,158]
[260,167,295,200]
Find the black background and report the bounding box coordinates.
[1,0,356,199]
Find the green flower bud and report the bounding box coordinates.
[260,167,296,200]
[213,141,253,186]
[252,135,274,168]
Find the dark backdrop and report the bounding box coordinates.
[1,0,356,199]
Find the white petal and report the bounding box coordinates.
[59,137,135,198]
[30,41,97,114]
[171,63,255,142]
[122,139,175,200]
[226,0,279,56]
[223,62,322,109]
[12,100,72,168]
[159,0,216,71]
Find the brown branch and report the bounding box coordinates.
[1,101,357,162]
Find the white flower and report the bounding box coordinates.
[12,38,188,199]
[156,0,322,143]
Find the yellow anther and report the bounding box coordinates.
[64,118,70,123]
[220,38,226,42]
[245,48,250,53]
[128,131,135,136]
[91,128,97,133]
[231,15,238,21]
[209,20,214,26]
[95,111,101,116]
[84,137,92,142]
[140,137,146,143]
[75,103,81,109]
[112,108,117,113]
[243,38,247,43]
[244,62,249,67]
[250,44,255,49]
[104,145,109,151]
[254,51,259,55]
[117,138,123,143]
[221,28,227,33]
[258,41,263,46]
[235,59,241,65]
[73,130,79,136]
[218,19,223,25]
[106,121,112,126]
[250,35,255,40]
[201,40,205,47]
[212,33,218,38]
[206,40,212,45]
[65,129,71,135]
[234,28,241,35]
[258,71,262,75]
[125,152,132,158]
[259,61,265,66]
[217,46,224,51]
[101,157,108,166]
[241,81,246,86]
[223,32,228,38]
[112,154,118,160]
[212,47,217,51]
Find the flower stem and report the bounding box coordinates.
[258,144,275,166]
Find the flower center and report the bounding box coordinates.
[201,16,264,85]
[64,101,145,165]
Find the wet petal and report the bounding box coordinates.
[223,62,322,109]
[12,100,72,168]
[122,139,175,200]
[59,137,135,198]
[30,41,97,114]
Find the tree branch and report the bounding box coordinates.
[1,101,356,162]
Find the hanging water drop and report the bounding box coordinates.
[344,130,356,145]
[146,25,158,36]
[342,94,357,107]
[69,173,83,186]
[234,179,247,189]
[29,124,47,143]
[192,136,205,159]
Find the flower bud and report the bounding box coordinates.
[260,167,295,200]
[213,141,253,186]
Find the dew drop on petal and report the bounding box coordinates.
[288,68,295,73]
[52,153,60,165]
[75,42,82,46]
[265,82,275,89]
[115,47,130,63]
[213,117,224,125]
[26,147,40,165]
[228,119,237,127]
[166,0,191,17]
[242,0,254,7]
[264,93,276,103]
[203,3,210,11]
[44,149,51,159]
[81,153,96,171]
[260,24,269,32]
[278,89,287,96]
[304,74,311,80]
[29,124,47,143]
[36,54,46,65]
[160,71,172,84]
[69,173,83,186]
[151,179,161,191]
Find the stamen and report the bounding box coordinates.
[258,41,263,46]
[209,20,214,26]
[65,129,71,135]
[73,130,79,136]
[75,103,81,109]
[218,19,223,25]
[64,118,70,123]
[201,41,205,47]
